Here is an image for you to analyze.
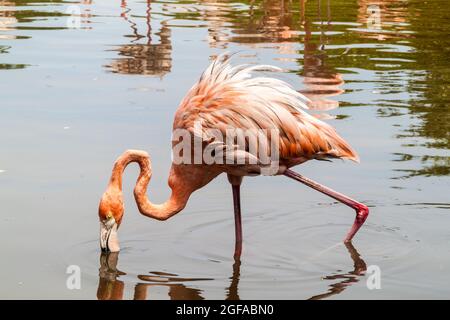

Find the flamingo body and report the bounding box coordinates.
[99,54,368,255]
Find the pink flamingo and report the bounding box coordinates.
[99,54,369,257]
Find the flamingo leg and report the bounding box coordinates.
[284,169,369,242]
[231,184,243,258]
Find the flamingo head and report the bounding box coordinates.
[98,188,124,253]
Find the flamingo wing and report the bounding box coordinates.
[173,54,359,171]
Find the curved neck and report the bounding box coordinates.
[108,150,190,220]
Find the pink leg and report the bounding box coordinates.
[284,169,369,242]
[232,184,243,258]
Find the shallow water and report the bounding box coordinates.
[0,0,449,299]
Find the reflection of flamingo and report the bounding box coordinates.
[97,244,364,300]
[0,1,18,40]
[225,257,241,300]
[97,252,126,300]
[308,242,367,300]
[227,0,299,48]
[357,0,409,41]
[97,252,209,300]
[299,0,345,113]
[107,0,172,76]
[98,54,369,258]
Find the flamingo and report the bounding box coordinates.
[98,54,369,257]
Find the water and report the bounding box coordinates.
[0,0,449,299]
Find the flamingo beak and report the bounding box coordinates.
[100,217,120,253]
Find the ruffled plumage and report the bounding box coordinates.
[173,53,359,172]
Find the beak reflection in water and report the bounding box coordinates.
[97,252,215,300]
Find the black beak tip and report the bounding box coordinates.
[101,247,110,253]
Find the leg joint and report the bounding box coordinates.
[356,204,369,222]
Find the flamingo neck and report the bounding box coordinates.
[108,150,189,221]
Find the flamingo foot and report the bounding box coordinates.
[283,169,369,243]
[344,204,369,242]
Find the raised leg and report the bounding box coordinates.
[228,175,243,258]
[284,169,369,242]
